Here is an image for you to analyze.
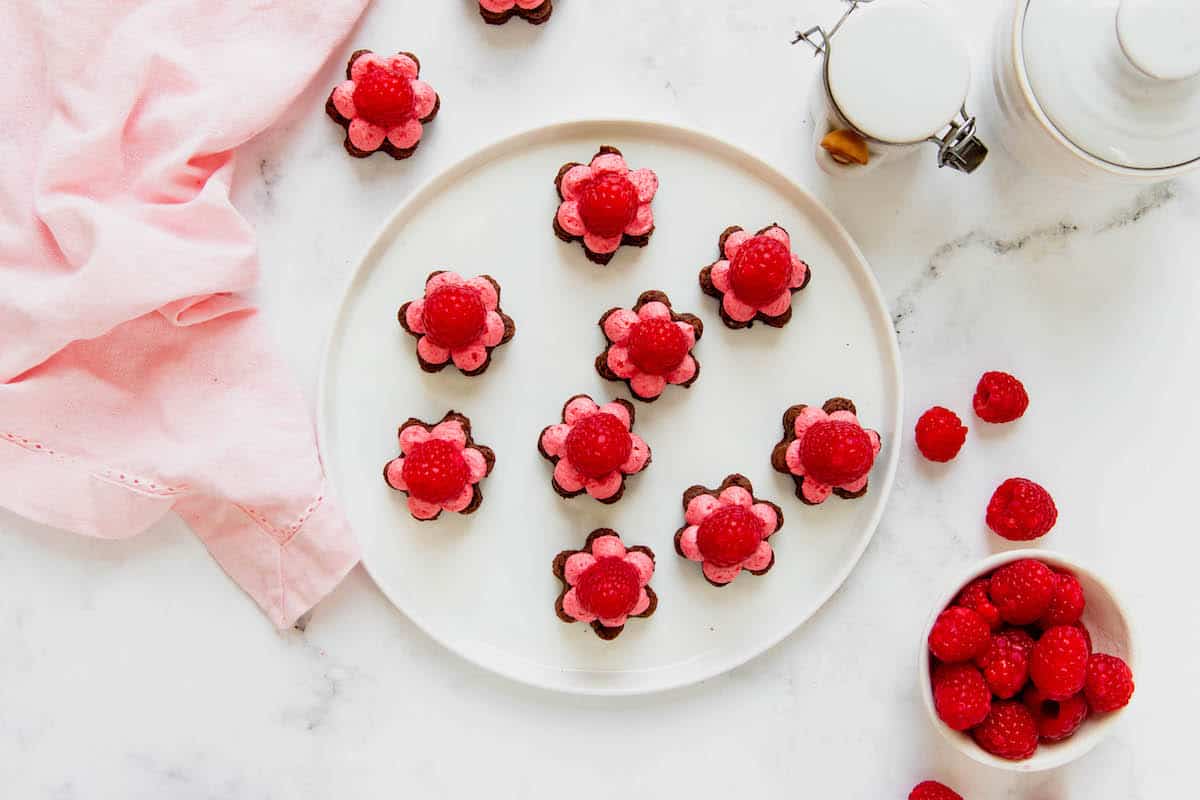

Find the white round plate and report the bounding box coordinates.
[319,120,901,695]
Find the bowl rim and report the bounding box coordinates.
[918,548,1136,772]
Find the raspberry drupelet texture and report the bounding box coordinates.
[932,662,991,731]
[986,477,1057,541]
[928,606,991,663]
[1084,653,1135,712]
[974,371,1029,423]
[988,558,1056,625]
[1029,625,1091,700]
[909,781,963,800]
[971,700,1039,760]
[915,406,968,462]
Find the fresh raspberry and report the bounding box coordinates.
[914,406,968,462]
[696,505,765,567]
[574,556,641,620]
[988,559,1056,625]
[973,371,1029,423]
[422,285,487,348]
[1084,654,1134,712]
[908,781,962,800]
[1022,685,1089,742]
[956,578,1002,629]
[931,662,991,731]
[975,628,1035,699]
[1029,625,1090,700]
[401,438,469,503]
[1041,571,1085,627]
[986,478,1057,541]
[928,607,991,663]
[578,172,638,237]
[971,700,1039,761]
[800,420,875,486]
[729,235,792,306]
[565,412,632,478]
[627,317,688,375]
[352,65,415,128]
[1071,621,1093,653]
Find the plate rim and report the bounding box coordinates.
[316,117,904,695]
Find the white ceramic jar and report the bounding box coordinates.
[990,0,1200,182]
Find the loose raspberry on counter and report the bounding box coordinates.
[932,662,991,731]
[596,291,703,402]
[973,371,1029,423]
[928,606,991,663]
[908,781,962,800]
[988,558,1056,625]
[553,529,656,640]
[1084,653,1135,712]
[1041,571,1085,627]
[1022,685,1089,742]
[986,477,1058,541]
[971,700,1039,761]
[976,628,1035,699]
[1029,625,1091,700]
[955,577,1002,629]
[914,406,968,462]
[326,50,440,159]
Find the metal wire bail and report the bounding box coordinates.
[792,0,877,55]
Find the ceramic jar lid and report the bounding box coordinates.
[1022,0,1200,170]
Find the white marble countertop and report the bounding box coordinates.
[2,1,1196,797]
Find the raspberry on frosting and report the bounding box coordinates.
[771,398,882,505]
[699,224,811,329]
[538,394,651,503]
[674,474,784,586]
[553,145,658,265]
[326,50,440,159]
[399,271,516,376]
[382,411,495,520]
[478,0,553,24]
[596,290,703,402]
[553,529,657,640]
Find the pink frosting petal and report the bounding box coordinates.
[350,52,386,82]
[722,292,757,322]
[590,153,629,175]
[621,434,650,474]
[559,165,593,201]
[451,344,487,372]
[791,257,809,288]
[676,321,697,348]
[398,425,430,453]
[784,440,805,476]
[442,484,474,513]
[404,299,426,334]
[556,201,586,237]
[750,502,778,534]
[742,541,773,572]
[702,561,742,585]
[801,479,832,504]
[637,301,670,321]
[411,79,437,119]
[709,260,732,293]
[597,402,631,429]
[839,474,869,493]
[629,588,651,616]
[426,271,464,292]
[553,459,586,493]
[606,346,637,379]
[583,231,623,255]
[758,291,792,318]
[602,309,639,343]
[516,0,544,8]
[793,406,828,439]
[627,168,658,203]
[417,336,450,365]
[585,471,623,500]
[387,119,423,150]
[467,277,499,311]
[719,485,753,507]
[665,355,696,385]
[598,613,629,628]
[479,0,517,11]
[480,311,506,347]
[867,429,882,455]
[678,525,703,561]
[630,372,666,399]
[384,458,406,490]
[722,230,751,259]
[331,81,356,119]
[624,204,654,236]
[591,535,626,559]
[759,225,791,249]
[685,495,721,526]
[348,118,386,152]
[624,552,654,585]
[828,410,859,425]
[408,496,441,520]
[561,588,596,622]
[462,447,488,482]
[563,396,599,424]
[429,420,466,446]
[540,424,571,458]
[386,54,419,80]
[564,553,596,585]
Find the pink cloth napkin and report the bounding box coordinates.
[0,0,371,627]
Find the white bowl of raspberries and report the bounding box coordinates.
[918,550,1135,771]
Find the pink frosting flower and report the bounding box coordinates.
[771,398,882,505]
[554,529,657,639]
[674,475,783,586]
[383,413,495,520]
[538,394,651,503]
[326,50,440,159]
[478,0,553,24]
[699,223,811,328]
[554,145,659,265]
[399,271,515,376]
[598,290,703,401]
